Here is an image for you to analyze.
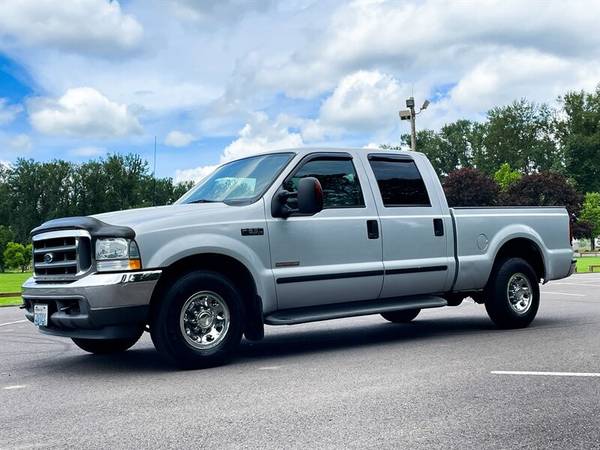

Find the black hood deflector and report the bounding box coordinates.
[31,216,135,239]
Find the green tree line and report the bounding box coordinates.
[385,86,600,249]
[0,153,193,271]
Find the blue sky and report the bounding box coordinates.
[1,0,599,182]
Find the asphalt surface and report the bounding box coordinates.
[1,274,599,449]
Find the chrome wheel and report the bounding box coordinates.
[179,291,230,350]
[506,273,532,314]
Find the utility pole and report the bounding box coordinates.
[399,97,430,151]
[153,136,157,206]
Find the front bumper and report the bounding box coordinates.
[22,270,161,339]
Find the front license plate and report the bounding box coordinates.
[33,304,48,327]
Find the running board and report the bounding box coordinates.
[264,296,448,325]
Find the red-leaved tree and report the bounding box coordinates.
[443,168,500,207]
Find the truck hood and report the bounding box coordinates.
[93,203,229,234]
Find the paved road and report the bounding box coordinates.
[1,274,599,449]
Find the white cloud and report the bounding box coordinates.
[0,99,23,125]
[7,134,32,152]
[0,0,143,56]
[165,130,195,147]
[70,146,106,157]
[28,87,143,138]
[174,165,218,184]
[319,70,410,131]
[175,112,304,183]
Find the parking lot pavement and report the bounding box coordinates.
[1,274,599,449]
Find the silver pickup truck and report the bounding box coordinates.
[22,148,575,368]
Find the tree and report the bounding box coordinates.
[443,168,500,207]
[580,192,600,250]
[557,86,600,193]
[3,242,32,272]
[400,120,484,177]
[503,172,582,223]
[0,225,15,272]
[494,163,522,190]
[482,99,561,175]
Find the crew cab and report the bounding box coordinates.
[22,148,576,368]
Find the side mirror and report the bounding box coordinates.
[271,177,323,218]
[297,177,323,214]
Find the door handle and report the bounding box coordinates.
[367,220,379,239]
[433,218,444,236]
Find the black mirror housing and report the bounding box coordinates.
[271,177,323,218]
[297,177,323,215]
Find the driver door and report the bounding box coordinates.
[266,152,384,310]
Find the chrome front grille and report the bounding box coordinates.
[33,230,92,281]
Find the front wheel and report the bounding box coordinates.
[72,330,143,354]
[484,257,540,329]
[150,271,244,369]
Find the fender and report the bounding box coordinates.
[143,233,277,313]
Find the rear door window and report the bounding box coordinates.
[368,157,431,207]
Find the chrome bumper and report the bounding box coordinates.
[21,270,161,339]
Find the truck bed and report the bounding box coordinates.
[450,207,573,291]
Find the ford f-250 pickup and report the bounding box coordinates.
[22,148,576,368]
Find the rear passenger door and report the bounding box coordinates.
[364,153,451,298]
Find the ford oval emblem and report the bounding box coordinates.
[43,252,54,264]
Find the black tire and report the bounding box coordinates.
[381,308,420,323]
[72,330,143,354]
[484,257,540,329]
[150,270,244,369]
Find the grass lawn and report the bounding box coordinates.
[576,256,600,273]
[0,272,31,307]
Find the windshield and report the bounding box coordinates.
[177,152,294,205]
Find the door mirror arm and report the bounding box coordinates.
[271,190,298,219]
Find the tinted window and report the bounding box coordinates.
[283,157,365,208]
[369,158,431,206]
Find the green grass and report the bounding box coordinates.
[0,297,22,307]
[576,256,600,273]
[0,272,31,307]
[0,272,31,292]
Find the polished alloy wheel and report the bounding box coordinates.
[506,273,532,314]
[179,291,230,349]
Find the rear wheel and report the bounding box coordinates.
[484,257,539,329]
[150,271,244,369]
[72,330,143,354]
[381,308,420,323]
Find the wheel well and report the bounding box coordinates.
[149,253,264,340]
[494,238,545,281]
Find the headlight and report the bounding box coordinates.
[95,238,141,272]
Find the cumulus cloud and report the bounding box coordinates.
[165,130,195,148]
[0,99,23,125]
[28,87,142,138]
[7,134,32,152]
[175,112,304,183]
[319,70,410,131]
[0,0,143,56]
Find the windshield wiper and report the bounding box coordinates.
[188,199,221,204]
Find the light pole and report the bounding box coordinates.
[399,97,429,151]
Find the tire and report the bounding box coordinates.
[72,330,143,354]
[484,257,540,329]
[381,308,420,323]
[150,270,244,369]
